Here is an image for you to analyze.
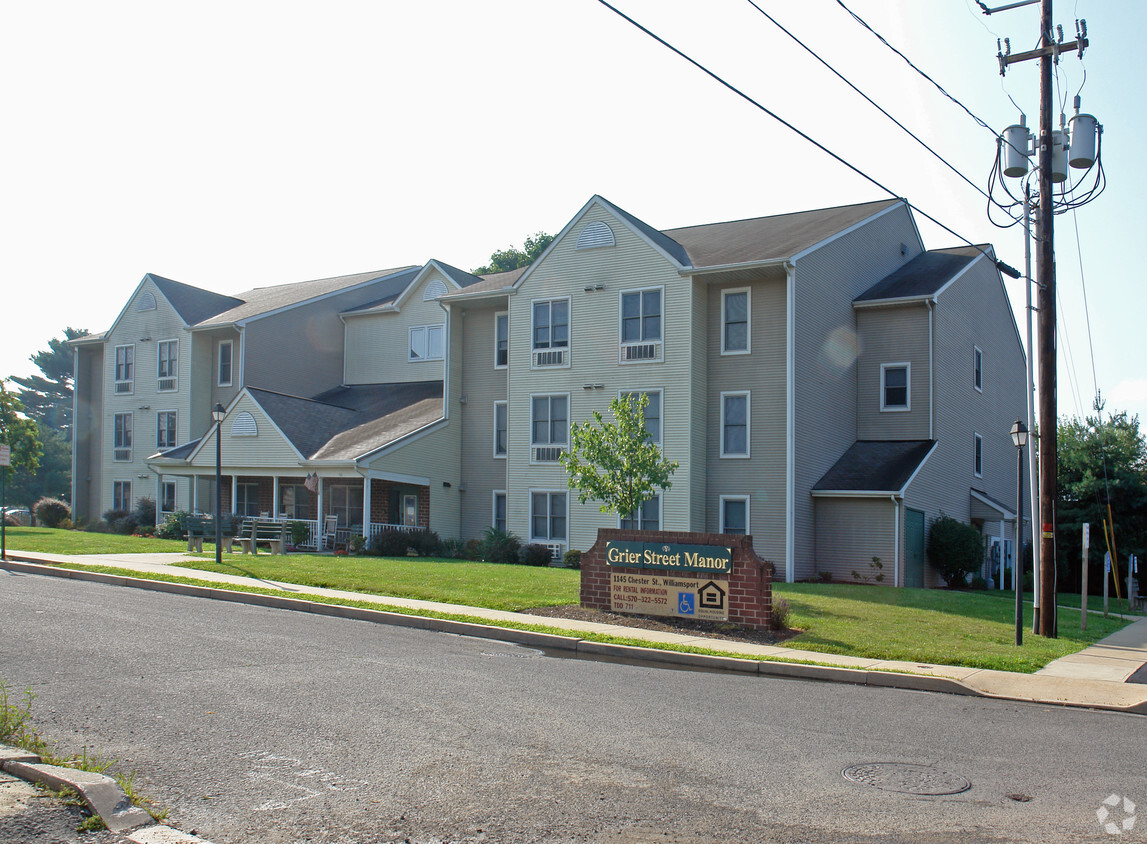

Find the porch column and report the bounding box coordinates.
[231,475,238,515]
[998,519,1006,590]
[273,475,280,518]
[192,476,199,513]
[362,474,372,539]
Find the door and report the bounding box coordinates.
[905,508,925,589]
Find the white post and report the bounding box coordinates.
[363,474,372,540]
[230,475,238,515]
[1081,523,1089,631]
[273,475,280,518]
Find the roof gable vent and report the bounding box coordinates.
[423,279,448,301]
[576,221,616,250]
[231,411,258,437]
[136,292,157,312]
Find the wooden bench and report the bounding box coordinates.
[185,515,210,553]
[236,518,288,555]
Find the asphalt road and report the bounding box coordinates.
[2,569,1144,844]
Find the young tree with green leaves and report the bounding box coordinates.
[559,393,678,523]
[472,232,554,275]
[1,380,43,520]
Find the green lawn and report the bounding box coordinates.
[5,527,1138,673]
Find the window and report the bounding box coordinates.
[409,324,444,361]
[157,339,178,391]
[156,411,177,449]
[113,412,133,461]
[329,484,364,527]
[280,484,312,520]
[113,480,132,512]
[493,401,507,457]
[236,483,261,517]
[493,491,507,532]
[974,346,983,392]
[620,390,661,445]
[530,394,568,462]
[974,433,983,478]
[114,345,134,394]
[619,287,662,362]
[402,494,418,527]
[720,495,749,535]
[720,392,750,458]
[161,481,176,514]
[532,298,569,367]
[218,340,233,387]
[722,288,750,354]
[621,495,660,531]
[494,312,509,368]
[530,491,567,542]
[881,363,910,411]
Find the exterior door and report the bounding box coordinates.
[905,508,925,589]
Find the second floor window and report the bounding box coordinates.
[494,401,508,457]
[974,433,983,478]
[621,391,661,445]
[974,346,983,392]
[722,288,750,354]
[720,392,749,458]
[157,340,178,390]
[218,340,233,387]
[881,363,910,411]
[532,298,569,367]
[620,288,662,362]
[531,394,568,462]
[156,411,177,449]
[114,345,134,393]
[409,325,444,361]
[495,312,509,368]
[113,412,133,461]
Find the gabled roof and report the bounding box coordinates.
[339,267,423,316]
[664,198,902,270]
[248,381,444,461]
[148,438,201,462]
[596,195,693,268]
[812,440,936,494]
[854,246,981,304]
[147,274,244,326]
[439,266,528,300]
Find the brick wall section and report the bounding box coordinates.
[368,480,431,529]
[580,529,773,631]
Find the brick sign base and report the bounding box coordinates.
[580,529,772,631]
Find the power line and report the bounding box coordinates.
[743,0,993,203]
[592,0,1018,276]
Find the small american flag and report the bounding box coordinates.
[304,472,318,493]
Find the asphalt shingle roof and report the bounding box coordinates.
[148,274,245,326]
[813,440,935,493]
[855,246,983,303]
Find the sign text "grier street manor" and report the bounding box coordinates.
[604,540,733,574]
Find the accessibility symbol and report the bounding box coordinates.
[678,592,695,615]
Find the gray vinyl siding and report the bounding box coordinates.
[855,303,931,440]
[901,256,1027,587]
[790,203,923,580]
[704,268,788,565]
[505,204,695,553]
[689,280,708,531]
[243,301,345,397]
[458,304,508,540]
[73,345,103,523]
[813,497,897,583]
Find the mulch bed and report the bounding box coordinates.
[521,604,797,646]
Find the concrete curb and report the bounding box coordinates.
[0,744,215,842]
[3,557,1145,715]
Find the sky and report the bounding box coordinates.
[3,0,1142,426]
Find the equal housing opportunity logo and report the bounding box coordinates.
[1097,794,1137,836]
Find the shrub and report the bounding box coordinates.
[562,549,582,569]
[969,575,989,591]
[770,598,791,631]
[463,538,483,561]
[408,529,441,557]
[927,515,983,587]
[34,497,71,529]
[521,543,554,567]
[349,534,368,555]
[440,537,467,559]
[133,497,157,530]
[289,521,311,549]
[371,528,412,558]
[480,527,521,565]
[102,509,138,535]
[156,512,188,541]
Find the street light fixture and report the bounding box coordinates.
[1010,419,1029,646]
[212,403,225,566]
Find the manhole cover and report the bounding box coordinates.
[842,763,971,795]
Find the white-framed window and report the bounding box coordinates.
[157,339,178,391]
[620,390,662,445]
[328,484,364,527]
[881,363,910,411]
[721,287,751,354]
[236,482,261,517]
[402,493,418,527]
[280,484,312,520]
[530,393,568,462]
[161,480,176,514]
[493,401,508,458]
[156,410,177,449]
[494,312,509,369]
[113,412,133,461]
[114,344,134,394]
[720,391,750,458]
[218,340,233,387]
[974,433,983,478]
[720,495,749,535]
[620,495,661,531]
[531,297,569,367]
[974,346,983,392]
[530,490,567,542]
[409,324,445,361]
[492,491,507,533]
[113,480,132,512]
[619,286,663,363]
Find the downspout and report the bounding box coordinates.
[784,261,796,583]
[237,326,246,390]
[892,494,900,587]
[928,300,935,441]
[71,346,80,519]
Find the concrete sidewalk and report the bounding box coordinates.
[4,550,1147,715]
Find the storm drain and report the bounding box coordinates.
[480,647,544,659]
[842,763,971,796]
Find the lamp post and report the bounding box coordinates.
[1010,419,1028,646]
[213,403,225,566]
